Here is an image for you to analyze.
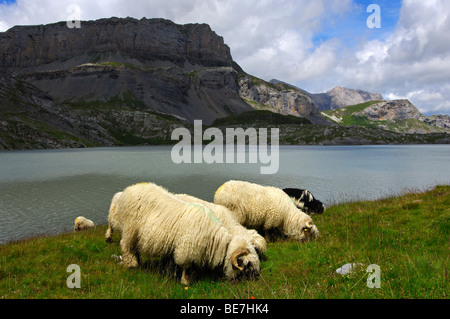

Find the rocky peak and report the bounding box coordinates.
[326,86,384,109]
[309,86,384,111]
[355,99,424,122]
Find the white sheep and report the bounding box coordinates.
[175,194,267,255]
[105,191,123,243]
[214,180,319,242]
[74,216,95,231]
[116,182,260,285]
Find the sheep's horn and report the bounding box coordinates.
[306,220,313,228]
[231,248,250,271]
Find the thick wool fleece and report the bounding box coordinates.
[74,216,95,231]
[214,180,319,241]
[116,182,259,282]
[176,194,267,255]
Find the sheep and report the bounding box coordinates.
[282,188,325,214]
[105,191,123,243]
[214,180,319,242]
[116,182,260,285]
[74,216,95,231]
[175,194,267,255]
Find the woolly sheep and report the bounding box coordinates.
[282,188,325,214]
[116,182,260,285]
[214,180,319,242]
[105,191,123,243]
[74,216,95,231]
[175,194,267,255]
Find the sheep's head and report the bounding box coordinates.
[224,237,260,281]
[284,212,319,242]
[74,217,81,231]
[284,188,325,214]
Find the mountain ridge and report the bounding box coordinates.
[0,17,448,150]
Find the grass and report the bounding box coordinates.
[0,185,448,299]
[322,101,383,126]
[211,110,311,127]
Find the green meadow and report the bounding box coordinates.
[1,185,448,299]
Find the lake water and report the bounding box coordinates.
[0,145,449,244]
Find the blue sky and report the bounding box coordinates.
[0,0,449,116]
[313,0,401,47]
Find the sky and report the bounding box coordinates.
[0,0,449,116]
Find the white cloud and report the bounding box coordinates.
[327,0,450,115]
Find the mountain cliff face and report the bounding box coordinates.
[0,18,252,130]
[0,17,232,71]
[0,18,447,149]
[355,99,423,122]
[309,86,384,111]
[239,75,330,124]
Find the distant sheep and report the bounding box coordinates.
[116,182,260,285]
[105,191,123,243]
[214,180,319,242]
[282,188,325,214]
[74,216,95,231]
[175,194,267,255]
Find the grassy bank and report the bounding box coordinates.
[1,186,448,299]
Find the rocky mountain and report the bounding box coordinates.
[0,17,448,149]
[0,67,186,150]
[240,75,331,125]
[0,17,252,127]
[355,99,423,122]
[422,115,450,130]
[1,17,232,71]
[322,100,450,134]
[308,86,384,111]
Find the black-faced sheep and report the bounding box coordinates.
[282,188,325,214]
[214,180,319,242]
[105,191,123,243]
[74,216,95,231]
[175,194,267,255]
[116,182,260,285]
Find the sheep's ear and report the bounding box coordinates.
[231,248,250,271]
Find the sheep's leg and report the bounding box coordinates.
[105,226,113,243]
[120,239,139,268]
[180,267,193,286]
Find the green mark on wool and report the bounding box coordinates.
[190,203,222,225]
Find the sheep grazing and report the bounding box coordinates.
[214,180,319,242]
[74,216,95,231]
[105,191,123,243]
[282,188,325,214]
[116,182,260,285]
[175,194,267,255]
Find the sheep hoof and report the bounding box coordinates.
[181,268,194,285]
